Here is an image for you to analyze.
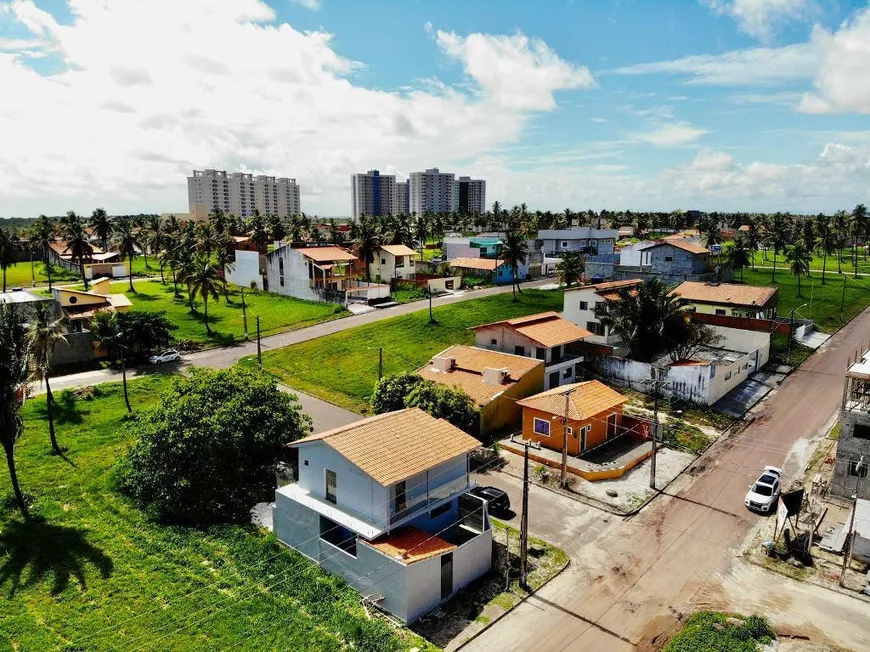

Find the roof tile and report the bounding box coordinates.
[516,380,627,420]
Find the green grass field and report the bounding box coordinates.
[740,268,870,333]
[46,280,347,348]
[755,248,870,276]
[1,260,80,289]
[0,376,428,651]
[253,289,564,413]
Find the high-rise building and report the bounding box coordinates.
[187,169,301,218]
[395,181,410,216]
[409,167,456,215]
[350,170,398,219]
[455,176,486,215]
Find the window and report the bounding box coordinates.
[68,296,78,304]
[586,321,606,337]
[303,459,309,466]
[394,481,407,513]
[715,309,726,316]
[853,424,870,440]
[278,258,285,287]
[561,241,568,248]
[535,347,546,360]
[579,301,588,310]
[664,255,674,262]
[533,418,551,436]
[319,516,356,556]
[562,367,572,379]
[430,502,451,519]
[724,371,732,380]
[566,426,573,436]
[514,345,525,356]
[490,338,497,346]
[850,460,868,477]
[325,470,337,504]
[381,258,386,265]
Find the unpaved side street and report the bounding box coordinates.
[466,305,870,652]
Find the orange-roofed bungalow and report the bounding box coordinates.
[516,380,628,456]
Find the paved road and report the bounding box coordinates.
[466,305,870,652]
[40,280,551,432]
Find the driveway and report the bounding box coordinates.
[37,280,551,432]
[465,305,870,652]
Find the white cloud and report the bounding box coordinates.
[0,0,592,215]
[612,42,816,85]
[632,123,708,148]
[291,0,321,10]
[799,8,870,114]
[702,0,811,41]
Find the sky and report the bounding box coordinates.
[0,0,868,218]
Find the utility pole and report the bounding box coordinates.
[256,315,262,370]
[511,434,540,589]
[378,347,383,381]
[560,388,575,488]
[647,367,667,490]
[241,287,248,340]
[428,287,435,324]
[841,275,847,322]
[840,455,864,587]
[29,241,35,287]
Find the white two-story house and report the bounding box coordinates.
[367,244,417,281]
[562,279,643,347]
[273,408,492,623]
[473,312,592,390]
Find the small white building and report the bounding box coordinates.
[274,408,492,624]
[225,249,265,290]
[537,228,619,257]
[266,244,357,302]
[562,279,644,346]
[369,244,417,281]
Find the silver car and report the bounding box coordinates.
[744,466,783,513]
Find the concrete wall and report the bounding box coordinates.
[267,247,319,302]
[645,245,709,276]
[427,276,462,293]
[444,241,477,261]
[475,326,550,362]
[562,287,619,345]
[85,263,128,279]
[225,250,264,290]
[479,363,545,435]
[50,331,96,366]
[831,404,870,500]
[296,442,389,526]
[370,250,415,281]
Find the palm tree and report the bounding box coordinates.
[744,219,762,269]
[89,311,131,413]
[832,210,849,274]
[350,215,382,281]
[59,210,94,291]
[89,207,113,253]
[498,231,529,301]
[850,204,867,278]
[210,207,227,234]
[31,215,55,290]
[327,218,343,246]
[815,217,838,285]
[267,214,287,243]
[144,215,166,283]
[214,233,236,301]
[25,302,66,454]
[727,236,752,282]
[248,211,270,253]
[0,304,30,515]
[765,212,790,284]
[195,222,220,255]
[556,250,585,288]
[785,242,812,297]
[0,228,12,292]
[184,253,221,335]
[113,217,139,292]
[411,213,429,259]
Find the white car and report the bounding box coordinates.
[744,466,783,513]
[149,349,181,365]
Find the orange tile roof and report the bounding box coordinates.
[564,279,643,297]
[671,281,778,308]
[288,408,480,486]
[380,244,417,257]
[418,345,543,407]
[516,380,627,421]
[475,312,592,348]
[365,526,456,564]
[648,239,710,255]
[449,257,502,271]
[297,246,357,263]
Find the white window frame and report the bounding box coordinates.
[533,417,551,437]
[566,426,574,436]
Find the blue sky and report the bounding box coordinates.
[0,0,868,216]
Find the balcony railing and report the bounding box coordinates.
[389,475,471,526]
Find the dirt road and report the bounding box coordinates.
[467,306,870,651]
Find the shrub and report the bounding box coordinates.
[369,372,424,414]
[406,381,479,435]
[534,464,551,483]
[120,367,311,524]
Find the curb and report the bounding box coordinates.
[452,557,572,651]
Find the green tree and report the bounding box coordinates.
[406,383,479,436]
[0,304,29,515]
[498,230,529,301]
[744,219,762,269]
[850,203,867,278]
[350,215,382,281]
[411,213,429,259]
[815,216,838,285]
[89,207,113,253]
[144,215,166,283]
[89,311,132,413]
[117,311,175,356]
[59,210,94,291]
[727,236,752,282]
[327,218,343,246]
[248,211,270,253]
[556,250,585,288]
[120,367,311,523]
[214,232,236,301]
[764,212,791,284]
[370,373,425,414]
[24,302,67,454]
[785,242,812,297]
[113,216,139,292]
[184,253,221,334]
[0,227,12,292]
[832,209,849,274]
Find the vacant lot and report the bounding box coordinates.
[1,376,429,651]
[740,268,870,333]
[2,260,80,288]
[255,290,564,413]
[50,279,347,348]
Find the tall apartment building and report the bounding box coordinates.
[409,167,456,215]
[456,176,486,215]
[187,169,301,218]
[395,181,410,215]
[350,169,399,219]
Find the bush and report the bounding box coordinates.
[369,372,424,414]
[406,381,479,435]
[120,367,311,524]
[533,464,551,483]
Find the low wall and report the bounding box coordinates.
[50,331,95,366]
[692,312,791,335]
[427,276,461,293]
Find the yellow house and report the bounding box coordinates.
[52,278,133,334]
[670,281,778,319]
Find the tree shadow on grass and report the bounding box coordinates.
[0,518,113,597]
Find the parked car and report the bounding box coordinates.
[744,466,783,513]
[149,349,181,365]
[469,486,511,515]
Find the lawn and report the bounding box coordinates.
[665,611,775,652]
[2,260,80,289]
[49,279,348,349]
[253,290,564,413]
[739,268,870,333]
[755,248,870,276]
[0,376,430,651]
